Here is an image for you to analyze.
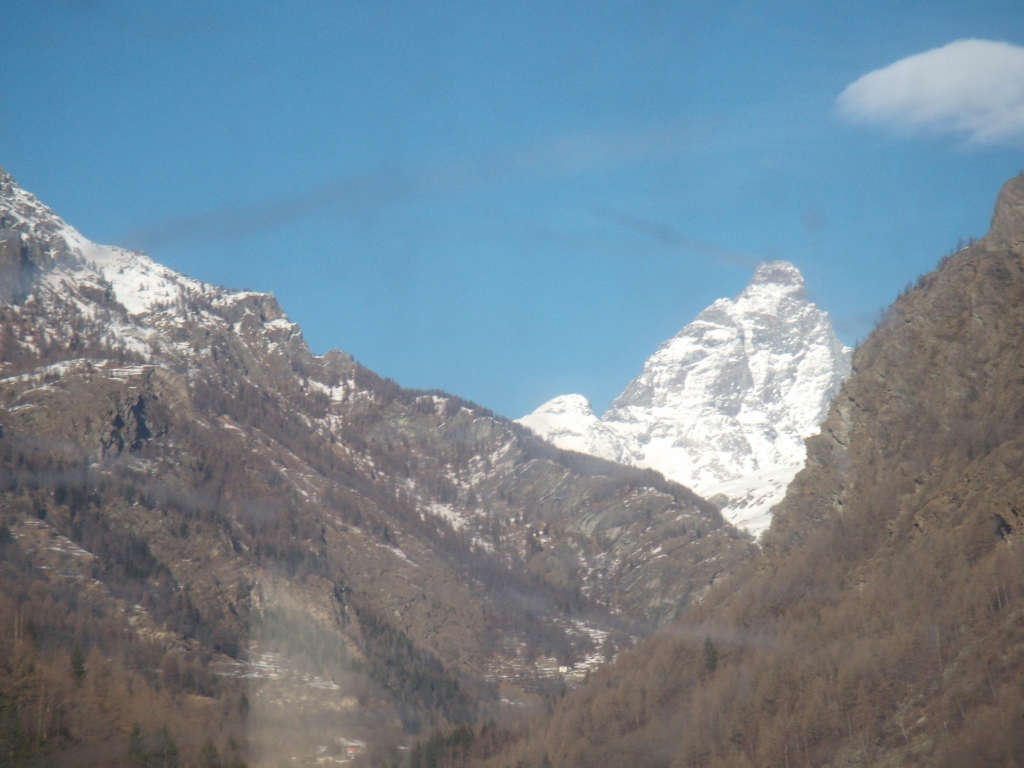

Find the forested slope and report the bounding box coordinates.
[469,175,1024,768]
[0,167,754,767]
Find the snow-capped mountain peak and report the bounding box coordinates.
[519,261,851,536]
[516,394,627,460]
[748,259,805,288]
[0,166,305,373]
[0,168,207,318]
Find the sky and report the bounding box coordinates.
[2,1,1023,419]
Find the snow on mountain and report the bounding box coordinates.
[518,394,629,460]
[519,261,851,536]
[0,166,756,722]
[1,171,203,314]
[0,168,301,370]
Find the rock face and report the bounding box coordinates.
[0,167,754,765]
[520,261,851,534]
[769,172,1024,554]
[475,174,1024,768]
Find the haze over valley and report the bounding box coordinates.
[2,4,1024,767]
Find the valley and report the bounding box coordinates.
[0,166,753,766]
[2,165,1023,768]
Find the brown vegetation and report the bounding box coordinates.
[0,513,250,767]
[472,175,1024,768]
[0,165,754,764]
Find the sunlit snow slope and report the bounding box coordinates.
[519,262,851,535]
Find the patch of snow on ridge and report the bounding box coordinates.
[518,261,851,537]
[88,247,197,316]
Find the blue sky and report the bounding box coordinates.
[3,1,1023,418]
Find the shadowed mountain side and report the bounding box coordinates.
[463,173,1024,768]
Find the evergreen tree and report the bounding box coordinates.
[703,636,718,672]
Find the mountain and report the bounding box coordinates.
[0,167,755,766]
[519,261,851,534]
[468,175,1024,768]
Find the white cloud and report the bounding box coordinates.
[837,39,1024,145]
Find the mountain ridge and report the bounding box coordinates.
[0,165,755,765]
[468,171,1024,768]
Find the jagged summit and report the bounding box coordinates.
[517,394,627,461]
[0,165,313,401]
[519,260,851,535]
[748,259,806,289]
[0,164,14,189]
[0,168,291,323]
[987,172,1024,251]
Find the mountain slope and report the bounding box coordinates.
[520,262,851,534]
[0,167,754,766]
[477,173,1024,768]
